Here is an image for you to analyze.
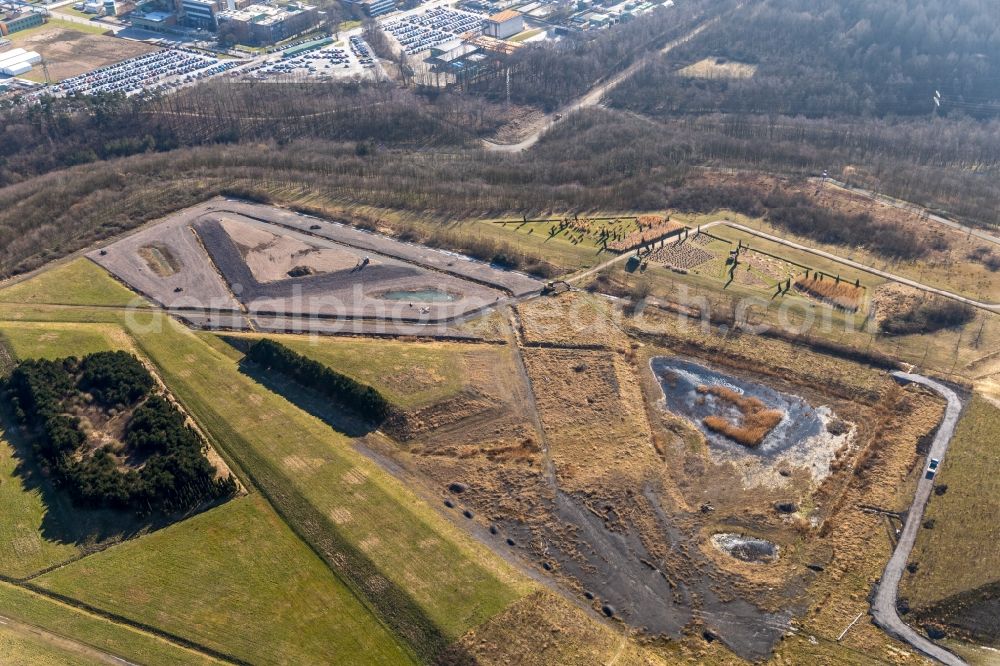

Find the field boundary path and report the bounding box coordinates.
[563,219,1000,312]
[870,372,967,666]
[704,220,1000,312]
[0,612,138,666]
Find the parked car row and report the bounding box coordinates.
[348,35,374,66]
[50,49,228,97]
[245,45,366,79]
[382,8,483,54]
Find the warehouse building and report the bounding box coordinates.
[482,9,522,39]
[0,9,46,36]
[0,47,41,75]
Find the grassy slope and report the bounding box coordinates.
[232,332,473,410]
[0,279,416,663]
[471,219,614,271]
[130,316,526,656]
[9,18,110,40]
[37,495,412,665]
[0,582,221,666]
[0,259,143,308]
[902,395,1000,608]
[0,321,136,360]
[682,210,1000,302]
[0,267,528,658]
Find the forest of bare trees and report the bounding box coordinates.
[464,0,734,110]
[610,0,1000,119]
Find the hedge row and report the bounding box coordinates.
[245,339,391,422]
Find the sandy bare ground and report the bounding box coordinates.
[208,201,543,297]
[7,27,156,82]
[219,216,372,282]
[678,58,756,79]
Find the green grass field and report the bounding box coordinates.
[0,310,423,662]
[902,395,1000,608]
[9,18,110,40]
[0,321,135,360]
[38,495,413,665]
[0,582,221,666]
[130,317,527,658]
[0,259,144,308]
[0,282,532,661]
[230,333,475,410]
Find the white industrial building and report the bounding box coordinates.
[483,9,523,39]
[0,48,41,76]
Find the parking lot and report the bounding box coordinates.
[242,38,377,80]
[382,7,484,55]
[47,48,236,97]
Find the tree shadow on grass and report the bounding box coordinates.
[237,359,379,438]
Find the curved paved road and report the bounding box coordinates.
[871,372,967,666]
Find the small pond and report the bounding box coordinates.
[650,356,850,485]
[712,533,780,563]
[378,288,458,302]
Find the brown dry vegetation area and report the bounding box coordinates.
[382,340,551,529]
[524,348,659,492]
[628,305,886,402]
[794,276,864,312]
[516,291,629,348]
[636,346,944,662]
[698,385,784,448]
[442,591,665,665]
[799,385,944,660]
[678,58,757,79]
